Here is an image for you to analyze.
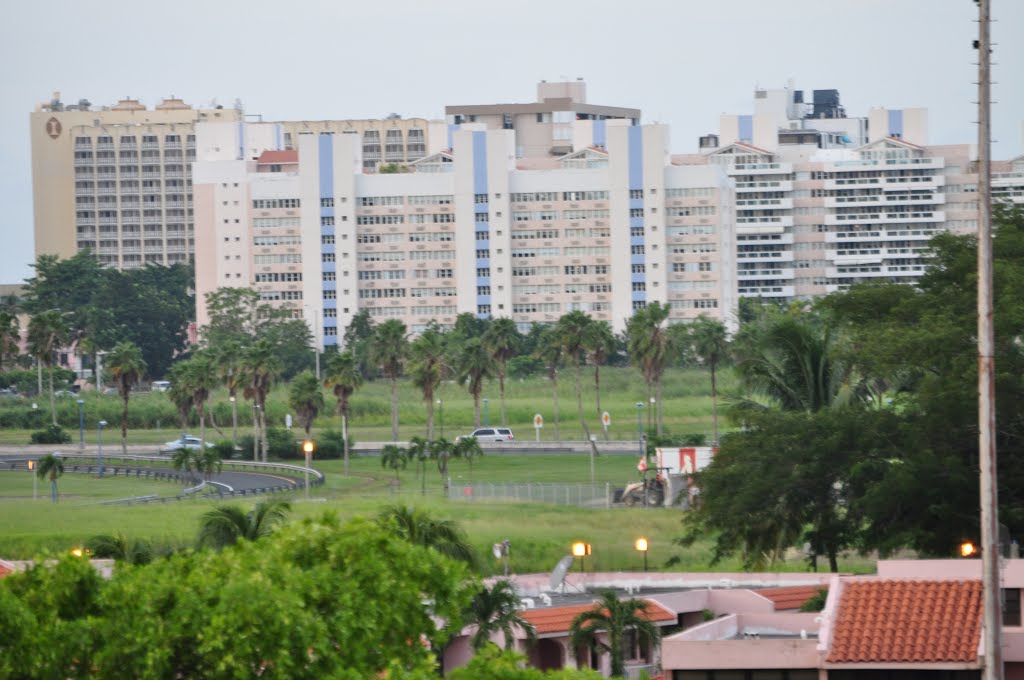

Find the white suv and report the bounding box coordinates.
[459,428,514,443]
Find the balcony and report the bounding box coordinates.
[731,162,791,174]
[735,216,793,229]
[735,180,792,193]
[738,285,794,298]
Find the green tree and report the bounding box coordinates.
[381,444,408,481]
[408,435,431,496]
[568,589,662,678]
[457,337,494,428]
[26,309,70,426]
[686,315,730,444]
[625,302,671,435]
[196,499,291,550]
[582,320,617,433]
[455,435,484,484]
[376,504,477,568]
[212,338,244,446]
[483,318,521,427]
[181,353,219,450]
[165,361,194,429]
[341,309,375,377]
[369,319,408,441]
[0,310,21,371]
[35,453,64,503]
[241,338,282,462]
[465,579,537,651]
[106,341,147,454]
[289,370,324,440]
[409,324,448,439]
[449,647,602,679]
[323,350,362,476]
[534,327,563,439]
[86,533,153,566]
[558,311,594,441]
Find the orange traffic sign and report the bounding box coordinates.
[534,413,543,428]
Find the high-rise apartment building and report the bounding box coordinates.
[192,121,736,345]
[30,93,444,269]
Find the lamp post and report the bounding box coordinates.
[229,396,238,451]
[303,439,314,501]
[437,398,443,439]
[650,396,658,436]
[636,402,644,454]
[77,399,85,452]
[572,541,591,574]
[635,537,649,572]
[97,420,107,478]
[253,404,261,463]
[27,460,37,501]
[96,351,106,395]
[483,398,489,427]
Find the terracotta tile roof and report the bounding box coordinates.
[256,150,298,165]
[520,599,676,635]
[757,585,826,611]
[0,561,13,578]
[827,580,982,664]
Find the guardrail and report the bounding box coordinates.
[353,440,642,455]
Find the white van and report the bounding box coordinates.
[458,428,515,443]
[151,381,171,392]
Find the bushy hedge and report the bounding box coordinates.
[30,424,71,445]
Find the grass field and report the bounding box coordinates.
[0,452,877,575]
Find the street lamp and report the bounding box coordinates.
[97,420,108,478]
[483,398,490,427]
[303,440,314,501]
[635,537,649,572]
[77,399,85,452]
[437,398,443,439]
[229,395,238,451]
[572,541,591,573]
[253,404,261,462]
[27,460,37,501]
[636,402,644,453]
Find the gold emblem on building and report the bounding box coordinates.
[46,117,62,139]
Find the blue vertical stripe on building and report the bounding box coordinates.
[237,121,245,161]
[447,124,461,150]
[593,120,607,148]
[318,134,334,199]
[275,124,283,150]
[628,126,643,190]
[738,115,753,143]
[317,134,336,347]
[472,132,489,194]
[888,110,904,138]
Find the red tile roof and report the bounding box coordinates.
[0,562,13,579]
[257,150,298,165]
[520,599,676,635]
[757,585,826,611]
[828,580,982,664]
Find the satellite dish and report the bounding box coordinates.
[492,543,504,559]
[549,555,574,591]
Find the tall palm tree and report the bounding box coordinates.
[196,499,291,550]
[454,435,483,484]
[106,341,147,454]
[407,435,431,496]
[289,370,324,440]
[534,327,563,440]
[323,350,362,476]
[408,326,447,440]
[86,532,153,566]
[381,444,408,481]
[456,337,494,428]
[165,362,194,429]
[626,303,671,435]
[558,311,594,441]
[376,504,477,568]
[0,310,20,372]
[182,353,219,451]
[687,315,729,444]
[369,320,408,441]
[26,309,70,426]
[174,445,222,483]
[430,437,456,497]
[568,589,662,678]
[482,318,521,427]
[465,579,537,651]
[241,338,281,462]
[582,320,617,434]
[212,338,243,448]
[35,453,63,503]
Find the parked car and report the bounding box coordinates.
[161,434,215,453]
[151,380,171,392]
[457,428,514,443]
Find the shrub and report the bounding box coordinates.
[30,424,72,445]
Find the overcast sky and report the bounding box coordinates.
[2,0,1021,284]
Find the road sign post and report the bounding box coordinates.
[534,413,543,442]
[601,411,611,439]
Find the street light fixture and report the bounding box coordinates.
[77,399,85,452]
[483,398,490,427]
[635,537,649,572]
[572,541,591,573]
[27,460,37,501]
[303,439,314,501]
[97,420,108,478]
[229,395,238,451]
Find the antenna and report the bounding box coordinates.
[549,555,574,593]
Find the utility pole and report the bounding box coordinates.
[976,2,1002,680]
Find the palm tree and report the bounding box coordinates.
[171,446,199,481]
[35,453,63,503]
[457,337,494,428]
[407,435,431,496]
[534,327,562,440]
[582,320,617,435]
[196,499,291,550]
[369,320,408,441]
[558,311,593,441]
[687,315,729,444]
[465,579,537,651]
[323,350,363,476]
[0,310,20,372]
[182,353,219,451]
[26,309,70,426]
[376,504,477,567]
[241,338,281,462]
[86,532,153,565]
[430,437,456,497]
[482,318,521,427]
[626,303,671,435]
[454,435,484,485]
[212,338,244,448]
[106,341,147,454]
[408,326,447,440]
[289,370,324,440]
[380,444,408,481]
[568,589,662,678]
[165,362,194,429]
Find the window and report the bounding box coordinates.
[1005,589,1022,627]
[476,249,491,259]
[477,286,491,296]
[252,198,301,209]
[630,189,644,199]
[320,198,334,208]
